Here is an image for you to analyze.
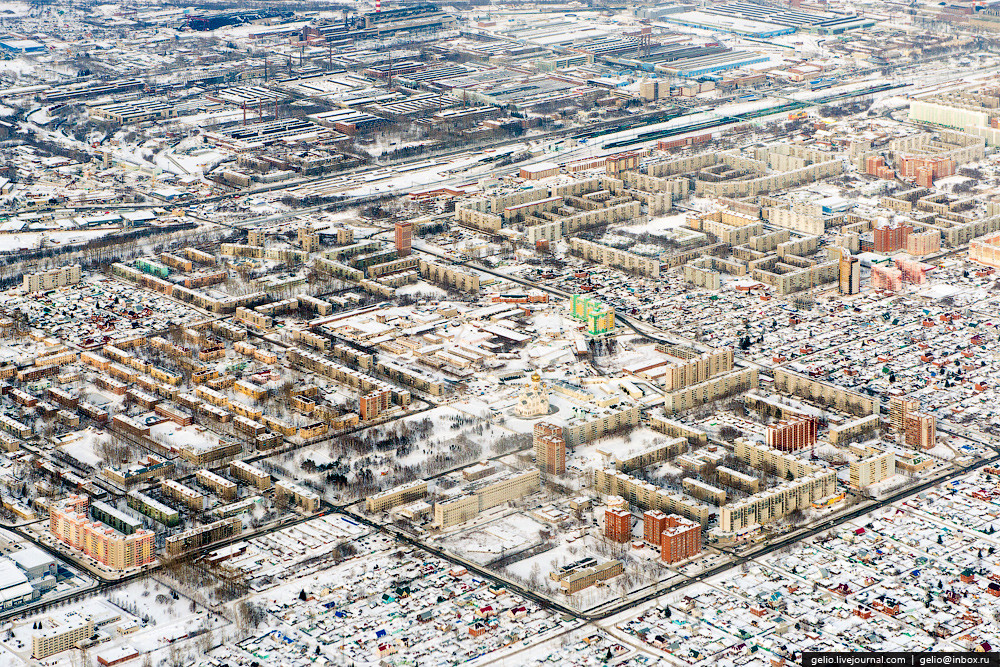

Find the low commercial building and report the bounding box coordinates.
[551,559,623,594]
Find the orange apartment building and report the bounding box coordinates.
[643,510,669,546]
[874,222,912,253]
[605,507,631,543]
[660,514,702,563]
[395,220,412,257]
[905,411,937,450]
[765,415,819,452]
[897,155,955,187]
[49,495,155,570]
[360,388,392,421]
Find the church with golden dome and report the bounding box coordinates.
[515,371,550,418]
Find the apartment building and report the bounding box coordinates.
[196,469,237,501]
[569,294,616,336]
[127,491,180,527]
[23,265,81,292]
[734,439,819,479]
[275,480,321,512]
[772,368,877,416]
[417,259,480,294]
[907,230,941,256]
[568,237,660,278]
[433,469,541,529]
[235,307,272,330]
[889,395,920,433]
[160,479,205,511]
[32,614,95,659]
[395,220,412,256]
[179,439,242,466]
[658,348,734,392]
[659,514,702,564]
[643,510,669,546]
[551,559,624,594]
[828,414,880,445]
[365,480,429,513]
[719,470,837,533]
[229,460,272,490]
[608,437,687,473]
[360,388,392,421]
[433,495,479,529]
[102,455,173,487]
[850,450,896,489]
[765,415,819,452]
[905,411,936,450]
[605,507,631,542]
[563,403,640,447]
[683,478,727,505]
[49,496,155,570]
[663,367,758,414]
[164,517,242,557]
[594,468,713,526]
[533,422,566,476]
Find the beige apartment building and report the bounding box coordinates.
[23,265,81,292]
[850,450,895,489]
[593,468,713,526]
[719,470,837,533]
[663,367,757,414]
[366,480,429,513]
[275,480,321,512]
[564,403,641,446]
[734,439,819,479]
[196,469,237,501]
[32,615,95,659]
[659,348,734,392]
[230,460,272,490]
[433,469,540,529]
[553,560,624,594]
[772,368,877,416]
[568,237,660,278]
[418,259,480,294]
[829,414,880,445]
